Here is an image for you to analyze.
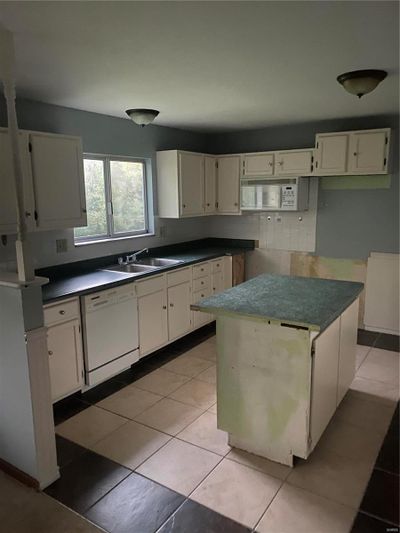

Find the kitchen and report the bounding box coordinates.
[0,2,399,533]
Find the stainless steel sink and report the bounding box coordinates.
[102,263,158,274]
[137,257,184,267]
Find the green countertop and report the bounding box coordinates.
[192,274,364,332]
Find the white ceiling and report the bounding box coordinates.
[0,1,398,131]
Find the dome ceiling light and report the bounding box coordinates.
[337,69,387,99]
[126,108,159,127]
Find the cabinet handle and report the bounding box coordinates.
[48,350,53,356]
[170,303,174,307]
[59,310,66,315]
[162,305,167,310]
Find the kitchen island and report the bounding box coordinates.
[191,274,364,466]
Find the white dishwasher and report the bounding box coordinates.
[82,283,139,386]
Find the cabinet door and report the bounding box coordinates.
[168,282,192,341]
[211,271,224,295]
[348,131,388,174]
[217,156,240,214]
[315,134,348,175]
[243,153,274,176]
[30,133,87,230]
[275,150,313,176]
[47,320,84,402]
[138,289,168,357]
[337,299,359,405]
[310,317,340,448]
[204,156,217,214]
[0,130,35,234]
[232,253,245,286]
[179,152,204,216]
[193,287,212,328]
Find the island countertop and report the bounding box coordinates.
[191,273,364,332]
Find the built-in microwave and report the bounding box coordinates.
[240,176,309,211]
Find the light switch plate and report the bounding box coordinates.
[56,239,68,253]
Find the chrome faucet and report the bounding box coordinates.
[125,248,149,264]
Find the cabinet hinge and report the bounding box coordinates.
[311,165,314,172]
[315,161,318,168]
[215,161,218,169]
[28,142,32,153]
[316,142,319,149]
[384,157,387,166]
[216,201,219,208]
[81,370,84,378]
[78,324,81,333]
[385,136,388,145]
[34,210,38,221]
[311,156,314,163]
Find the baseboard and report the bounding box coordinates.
[0,457,39,490]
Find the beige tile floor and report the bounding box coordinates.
[55,337,399,531]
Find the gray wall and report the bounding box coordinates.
[208,114,399,259]
[0,99,211,269]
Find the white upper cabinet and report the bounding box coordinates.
[315,133,349,175]
[204,156,217,214]
[217,155,241,214]
[275,149,314,176]
[179,152,204,216]
[157,150,207,218]
[243,153,274,177]
[0,127,87,234]
[30,133,87,230]
[348,130,389,174]
[315,128,390,176]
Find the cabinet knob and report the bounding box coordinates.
[59,310,66,315]
[162,305,167,310]
[201,268,204,271]
[201,281,204,285]
[48,350,53,356]
[82,208,87,214]
[234,202,238,206]
[25,211,31,217]
[182,204,186,208]
[353,152,357,156]
[269,162,273,166]
[207,203,210,206]
[278,161,283,166]
[201,294,204,298]
[170,303,174,307]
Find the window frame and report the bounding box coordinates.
[74,153,150,244]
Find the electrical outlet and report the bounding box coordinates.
[56,239,68,253]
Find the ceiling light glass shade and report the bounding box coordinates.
[125,108,159,126]
[337,70,387,98]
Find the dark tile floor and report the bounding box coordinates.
[49,327,399,533]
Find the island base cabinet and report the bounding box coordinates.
[47,320,84,403]
[337,299,358,405]
[309,318,340,449]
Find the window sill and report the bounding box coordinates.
[74,233,156,247]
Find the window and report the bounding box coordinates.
[74,155,149,242]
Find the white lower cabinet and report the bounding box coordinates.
[193,286,212,328]
[44,297,84,403]
[137,275,168,358]
[168,281,192,340]
[138,290,168,357]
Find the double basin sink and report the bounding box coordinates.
[101,257,184,276]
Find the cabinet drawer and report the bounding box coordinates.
[193,286,211,303]
[167,267,191,287]
[193,276,210,292]
[211,258,223,273]
[136,274,165,297]
[192,262,210,279]
[44,297,80,326]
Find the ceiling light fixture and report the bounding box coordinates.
[125,108,159,127]
[337,69,387,99]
